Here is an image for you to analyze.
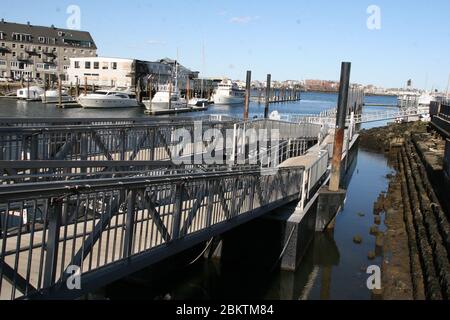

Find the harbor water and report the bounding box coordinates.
[0,92,396,120]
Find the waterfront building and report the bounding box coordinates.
[0,19,97,81]
[67,56,199,89]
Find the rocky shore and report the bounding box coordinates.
[360,122,450,300]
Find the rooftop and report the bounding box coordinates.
[0,19,97,49]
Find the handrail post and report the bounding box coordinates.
[172,182,184,240]
[43,198,63,288]
[123,189,137,258]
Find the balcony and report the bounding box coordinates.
[43,50,57,57]
[17,56,32,64]
[25,48,39,56]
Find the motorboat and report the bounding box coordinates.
[212,79,245,105]
[40,90,73,103]
[16,86,44,101]
[77,90,140,108]
[143,61,187,111]
[144,85,187,111]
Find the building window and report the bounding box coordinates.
[12,44,16,48]
[20,44,24,49]
[64,56,68,61]
[102,62,108,70]
[74,61,80,69]
[12,52,16,57]
[64,65,69,70]
[85,61,91,69]
[111,62,117,70]
[94,62,99,69]
[0,60,6,66]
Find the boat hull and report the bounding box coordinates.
[213,95,244,105]
[40,95,73,103]
[16,87,44,101]
[145,101,187,111]
[78,96,141,109]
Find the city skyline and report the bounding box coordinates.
[1,0,449,90]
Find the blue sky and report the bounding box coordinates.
[1,0,449,89]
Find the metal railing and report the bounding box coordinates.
[0,165,304,300]
[0,119,320,162]
[0,116,332,299]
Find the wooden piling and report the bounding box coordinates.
[329,62,351,192]
[58,74,62,106]
[148,76,153,109]
[84,77,87,96]
[168,81,173,110]
[244,70,251,120]
[265,74,271,119]
[43,73,47,102]
[186,78,190,101]
[27,75,30,100]
[137,78,141,102]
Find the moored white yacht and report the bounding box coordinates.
[16,86,44,101]
[40,90,73,103]
[212,79,245,105]
[144,84,187,111]
[143,61,187,111]
[77,90,140,108]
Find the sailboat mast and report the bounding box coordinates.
[174,60,179,94]
[201,43,205,98]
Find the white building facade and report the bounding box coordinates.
[67,57,134,87]
[67,56,198,89]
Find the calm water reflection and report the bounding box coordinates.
[0,92,396,120]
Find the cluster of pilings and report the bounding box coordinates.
[252,86,301,104]
[397,139,450,299]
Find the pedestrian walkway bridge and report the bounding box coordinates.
[0,116,334,300]
[285,107,423,126]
